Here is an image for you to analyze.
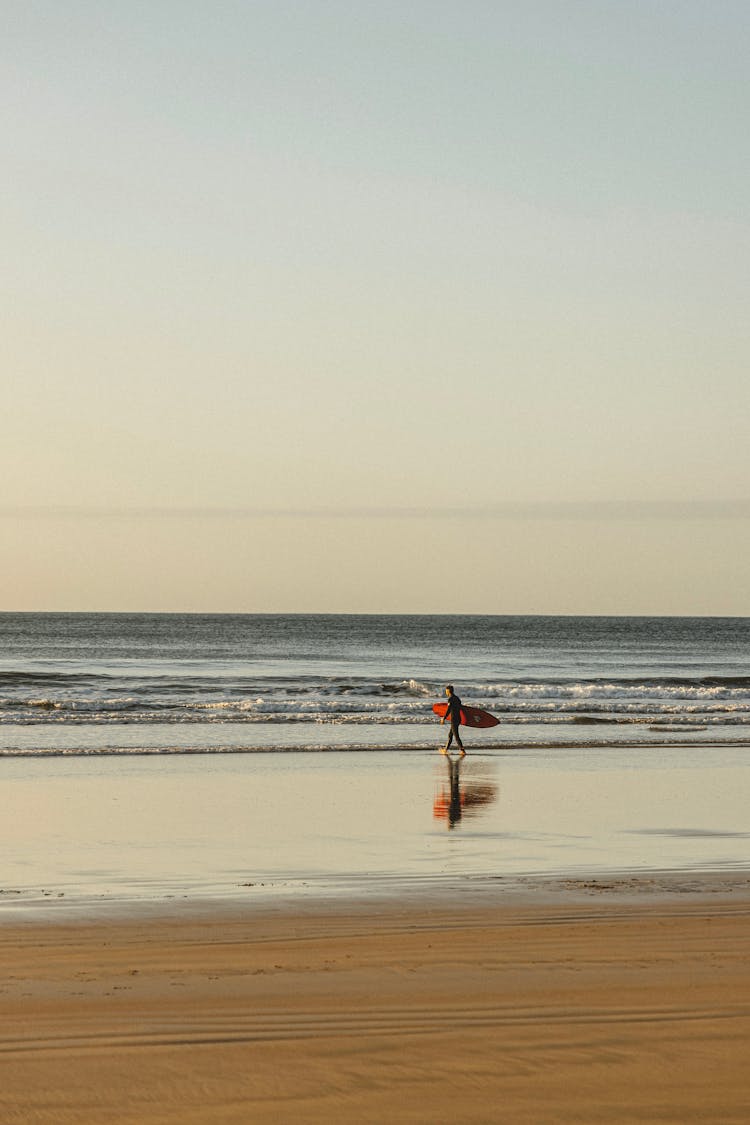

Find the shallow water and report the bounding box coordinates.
[2,745,749,915]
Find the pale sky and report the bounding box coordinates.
[3,1,749,614]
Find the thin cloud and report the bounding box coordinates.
[2,500,749,521]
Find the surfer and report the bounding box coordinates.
[440,684,465,755]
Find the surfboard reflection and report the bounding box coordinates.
[433,757,498,830]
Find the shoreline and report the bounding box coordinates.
[3,867,750,925]
[3,733,750,756]
[2,877,749,1123]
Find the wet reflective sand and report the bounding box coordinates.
[2,743,749,914]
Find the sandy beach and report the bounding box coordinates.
[3,878,750,1124]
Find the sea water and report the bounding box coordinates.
[1,614,748,907]
[1,613,748,755]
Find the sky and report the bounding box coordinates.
[3,0,749,614]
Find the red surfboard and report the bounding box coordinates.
[432,702,500,729]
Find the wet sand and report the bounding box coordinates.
[2,877,750,1124]
[3,747,750,906]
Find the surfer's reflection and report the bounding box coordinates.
[433,756,497,830]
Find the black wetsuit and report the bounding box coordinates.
[444,693,464,750]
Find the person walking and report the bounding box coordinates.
[440,684,465,755]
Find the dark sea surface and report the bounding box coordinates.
[0,613,748,755]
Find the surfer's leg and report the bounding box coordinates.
[452,720,463,751]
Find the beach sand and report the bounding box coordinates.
[2,878,750,1124]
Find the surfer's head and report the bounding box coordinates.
[445,684,454,695]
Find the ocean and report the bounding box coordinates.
[0,613,748,755]
[2,613,749,908]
